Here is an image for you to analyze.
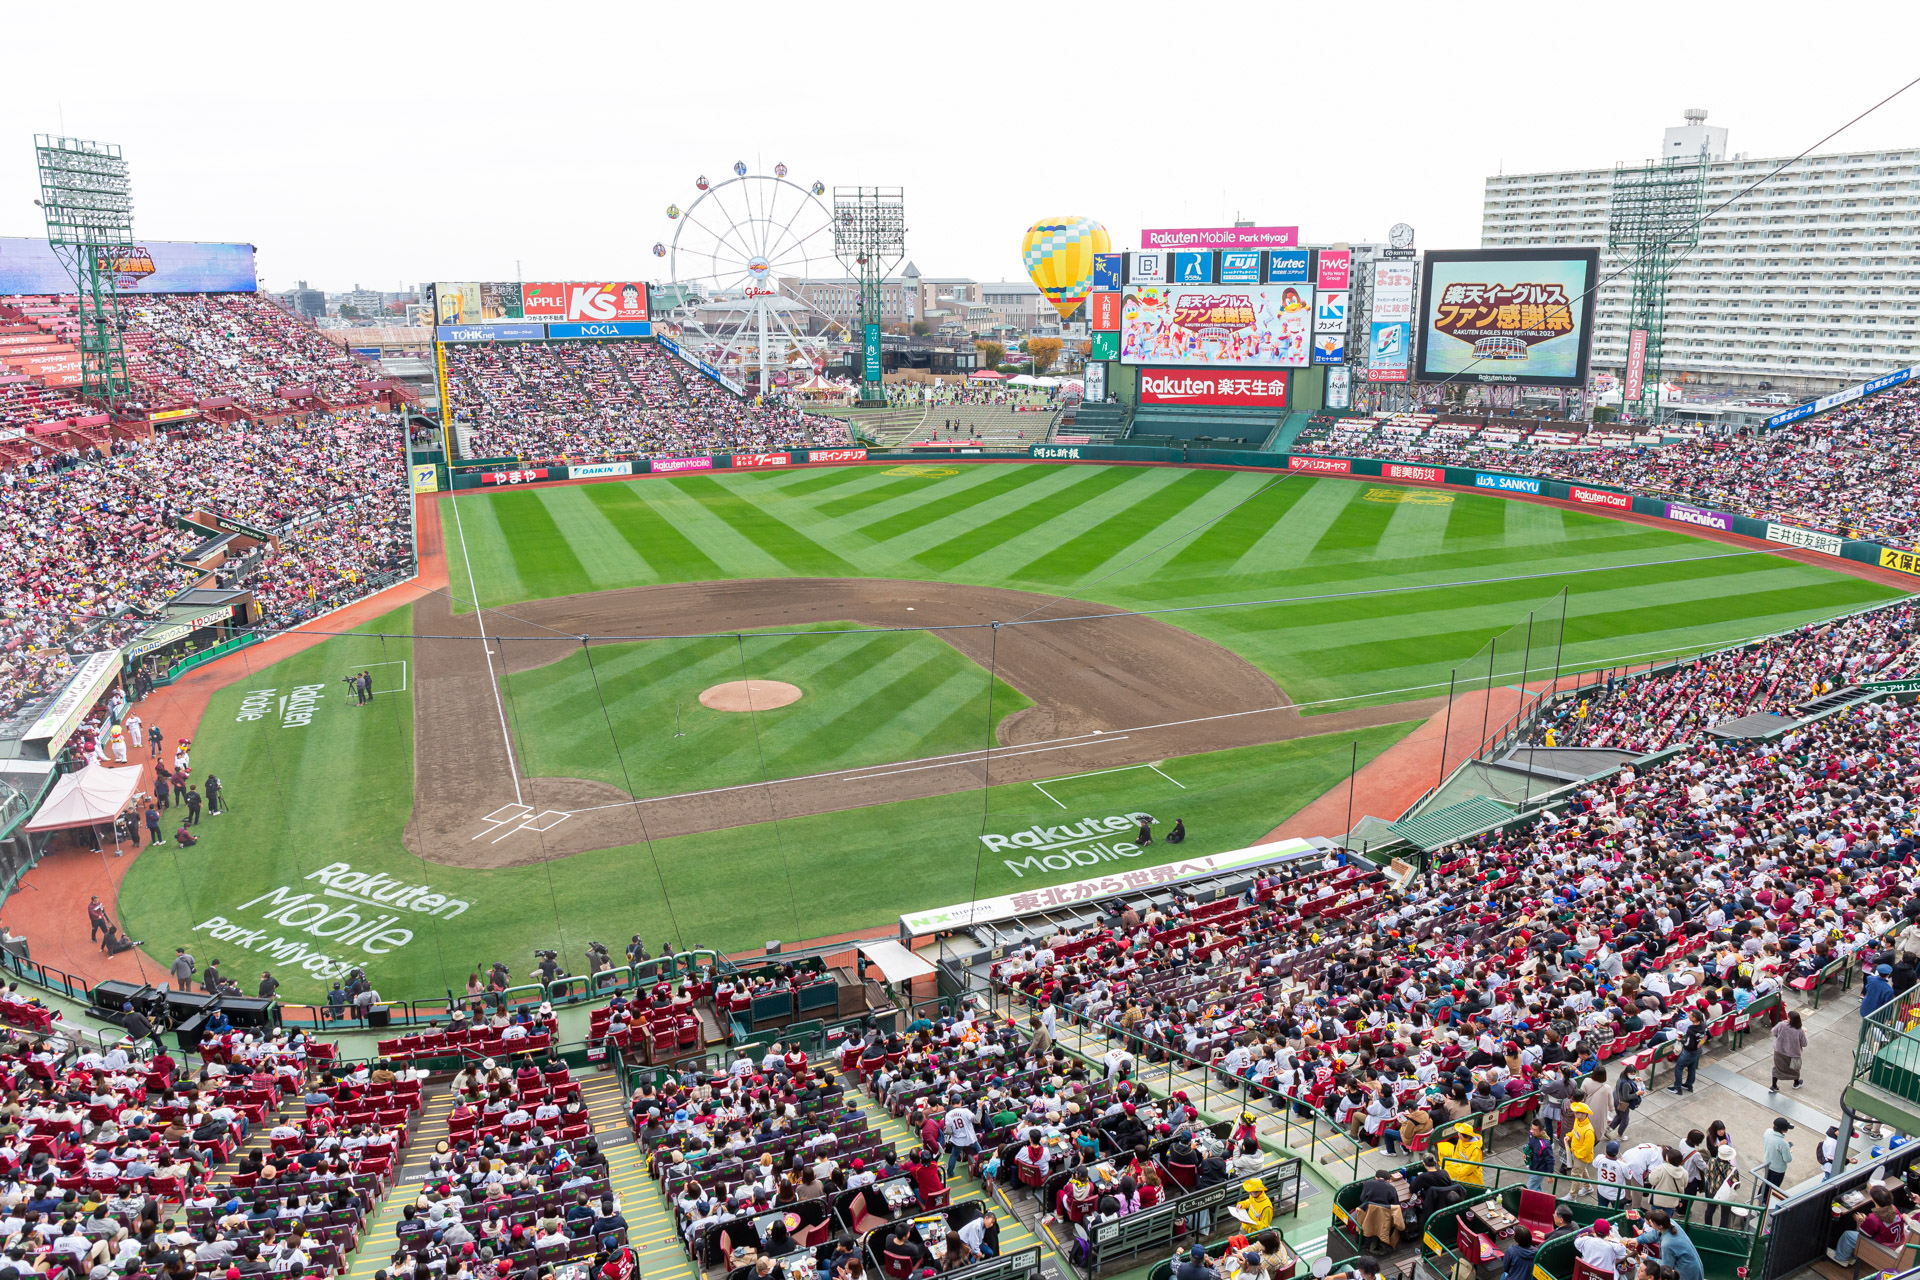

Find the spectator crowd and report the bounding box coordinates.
[1296,385,1920,548]
[445,342,847,462]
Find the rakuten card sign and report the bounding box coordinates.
[1138,368,1288,408]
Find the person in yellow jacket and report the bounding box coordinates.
[1566,1101,1598,1187]
[1437,1122,1484,1186]
[1229,1178,1274,1231]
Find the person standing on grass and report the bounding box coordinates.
[143,805,163,847]
[184,786,202,826]
[205,773,223,815]
[1771,1010,1808,1091]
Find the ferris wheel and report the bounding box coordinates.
[652,162,845,392]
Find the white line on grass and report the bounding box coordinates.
[446,491,523,805]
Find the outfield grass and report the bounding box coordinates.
[117,605,1414,1001]
[443,465,1905,710]
[508,623,1031,797]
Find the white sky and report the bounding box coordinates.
[6,1,1919,295]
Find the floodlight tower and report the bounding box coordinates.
[34,135,134,406]
[832,187,905,407]
[1607,148,1706,424]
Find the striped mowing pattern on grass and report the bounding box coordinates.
[444,465,1906,710]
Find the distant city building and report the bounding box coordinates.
[1482,111,1920,395]
[286,280,326,318]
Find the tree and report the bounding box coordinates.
[1027,338,1063,375]
[337,303,361,319]
[975,340,1005,370]
[912,321,930,337]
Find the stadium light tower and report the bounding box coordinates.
[832,187,905,407]
[1607,146,1706,425]
[34,135,134,405]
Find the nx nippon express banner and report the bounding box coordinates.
[1138,368,1288,408]
[1120,284,1311,367]
[521,282,650,324]
[1416,248,1599,387]
[0,238,257,294]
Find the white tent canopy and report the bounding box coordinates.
[24,762,140,832]
[857,939,937,985]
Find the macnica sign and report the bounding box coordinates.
[191,862,473,977]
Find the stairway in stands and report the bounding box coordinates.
[343,1065,643,1280]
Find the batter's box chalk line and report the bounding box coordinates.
[470,804,571,842]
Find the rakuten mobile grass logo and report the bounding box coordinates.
[982,812,1156,877]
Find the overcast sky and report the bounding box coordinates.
[7,1,1919,295]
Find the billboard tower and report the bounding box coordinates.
[33,136,134,406]
[832,187,905,406]
[1607,149,1707,422]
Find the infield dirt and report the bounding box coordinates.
[405,579,1441,868]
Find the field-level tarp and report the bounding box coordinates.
[24,763,140,832]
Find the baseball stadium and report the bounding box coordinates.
[4,127,1920,1280]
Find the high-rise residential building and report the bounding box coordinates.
[1481,112,1920,396]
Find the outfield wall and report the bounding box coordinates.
[442,443,1920,586]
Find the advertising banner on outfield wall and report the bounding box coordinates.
[1879,548,1920,576]
[1663,502,1735,532]
[1138,367,1288,407]
[1121,284,1312,367]
[480,468,549,485]
[569,461,634,479]
[1474,472,1541,494]
[651,456,714,474]
[1765,522,1844,556]
[1288,456,1351,474]
[1569,485,1632,510]
[729,453,791,469]
[1383,462,1444,483]
[805,448,869,463]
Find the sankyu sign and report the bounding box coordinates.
[1569,485,1632,511]
[1765,522,1844,556]
[192,862,474,979]
[898,838,1317,933]
[1138,368,1288,407]
[1663,502,1734,532]
[1474,472,1541,494]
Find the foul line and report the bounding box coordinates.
[446,489,523,805]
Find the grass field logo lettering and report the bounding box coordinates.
[983,812,1154,876]
[236,688,277,723]
[189,862,474,970]
[281,684,326,728]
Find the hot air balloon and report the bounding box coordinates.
[1022,216,1110,323]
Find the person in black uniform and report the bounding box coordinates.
[185,787,202,826]
[205,774,224,815]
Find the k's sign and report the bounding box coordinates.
[1138,367,1288,408]
[520,282,649,323]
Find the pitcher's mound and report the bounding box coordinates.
[699,680,802,712]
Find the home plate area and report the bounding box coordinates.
[469,803,571,844]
